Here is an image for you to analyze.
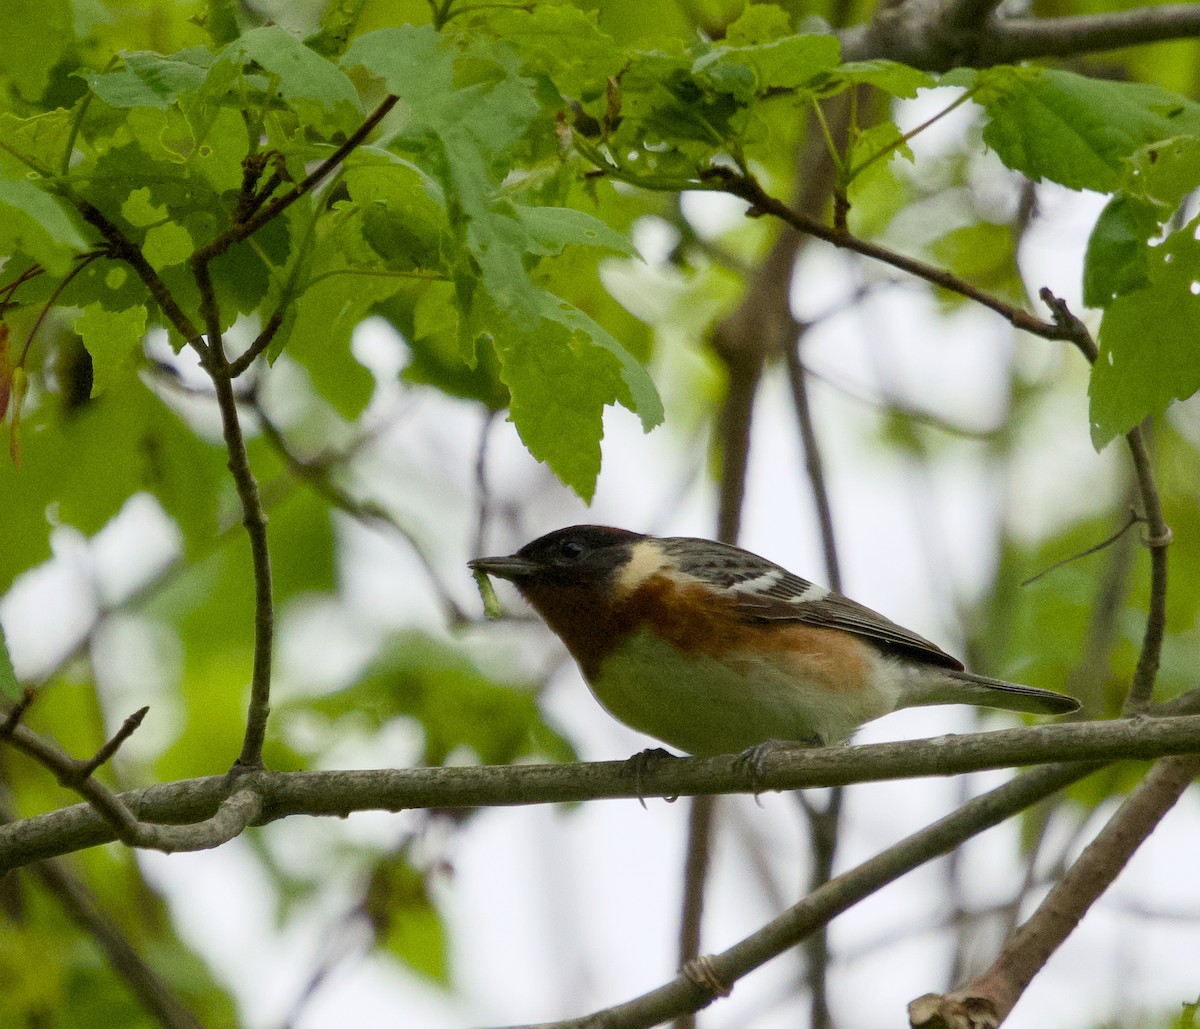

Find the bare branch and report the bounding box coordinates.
[910,754,1200,1028]
[838,1,1200,70]
[5,712,1200,872]
[501,761,1104,1029]
[704,169,1082,350]
[189,258,275,770]
[985,5,1200,64]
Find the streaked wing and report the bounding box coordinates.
[660,536,963,670]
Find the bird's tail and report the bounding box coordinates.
[906,669,1080,716]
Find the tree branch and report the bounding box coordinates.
[189,258,275,770]
[838,1,1200,70]
[497,760,1107,1029]
[910,753,1200,1028]
[703,168,1086,352]
[22,852,208,1029]
[4,712,1200,872]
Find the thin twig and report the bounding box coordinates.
[702,168,1083,350]
[673,794,716,1029]
[1123,424,1171,713]
[193,96,399,264]
[75,707,150,781]
[1019,510,1144,587]
[191,257,275,770]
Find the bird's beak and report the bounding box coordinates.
[468,555,541,582]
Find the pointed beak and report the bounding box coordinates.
[468,555,541,582]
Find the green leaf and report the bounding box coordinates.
[835,60,935,99]
[72,302,148,397]
[692,27,840,106]
[461,0,624,100]
[366,850,449,985]
[0,622,19,700]
[79,51,210,109]
[308,631,574,767]
[723,3,793,45]
[221,25,363,132]
[305,0,369,58]
[962,66,1200,193]
[928,221,1023,303]
[0,174,88,275]
[345,25,663,498]
[1082,196,1159,307]
[1089,217,1200,447]
[515,205,637,257]
[0,0,72,102]
[1123,135,1200,211]
[0,367,225,584]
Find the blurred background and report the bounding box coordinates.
[3,1,1200,1027]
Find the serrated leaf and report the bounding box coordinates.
[346,24,662,498]
[73,302,148,397]
[305,0,368,58]
[1089,218,1200,447]
[724,4,793,45]
[1123,135,1200,211]
[693,34,841,102]
[966,66,1200,193]
[461,1,623,100]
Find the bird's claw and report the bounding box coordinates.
[733,737,820,795]
[623,747,678,808]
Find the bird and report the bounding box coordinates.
[469,525,1079,756]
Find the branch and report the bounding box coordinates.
[5,712,1200,872]
[23,851,208,1029]
[703,169,1086,352]
[189,258,275,770]
[838,0,1200,70]
[910,753,1200,1028]
[192,96,399,264]
[1037,290,1171,713]
[499,760,1103,1029]
[0,706,263,856]
[984,5,1200,64]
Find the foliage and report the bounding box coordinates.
[1,0,1199,1026]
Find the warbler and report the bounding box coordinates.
[469,526,1079,755]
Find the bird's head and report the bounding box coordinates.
[469,525,646,591]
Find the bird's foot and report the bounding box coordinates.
[623,747,679,808]
[733,737,821,794]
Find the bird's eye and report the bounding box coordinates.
[559,540,584,560]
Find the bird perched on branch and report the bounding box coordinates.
[470,525,1079,756]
